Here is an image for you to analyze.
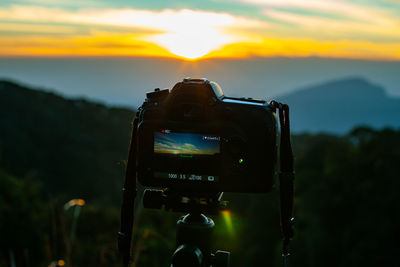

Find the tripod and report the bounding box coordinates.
[143,190,230,267]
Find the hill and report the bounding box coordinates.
[277,77,400,133]
[0,80,135,204]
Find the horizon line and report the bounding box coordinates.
[1,54,400,63]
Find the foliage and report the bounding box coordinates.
[1,81,399,266]
[291,128,400,267]
[0,171,48,266]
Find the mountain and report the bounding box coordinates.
[1,57,400,108]
[0,80,135,204]
[276,77,400,133]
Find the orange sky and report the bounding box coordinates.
[1,1,400,60]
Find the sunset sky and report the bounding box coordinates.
[1,0,400,60]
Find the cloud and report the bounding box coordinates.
[0,23,76,34]
[0,5,267,58]
[262,9,400,39]
[9,0,110,8]
[0,6,268,37]
[233,0,400,43]
[0,4,399,59]
[154,140,201,154]
[181,143,200,153]
[236,0,384,20]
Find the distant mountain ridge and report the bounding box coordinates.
[1,77,399,137]
[276,77,400,133]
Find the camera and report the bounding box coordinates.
[119,78,295,267]
[135,78,278,193]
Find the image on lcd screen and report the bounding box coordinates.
[153,131,221,182]
[154,131,220,157]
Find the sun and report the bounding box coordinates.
[143,10,237,60]
[150,29,234,60]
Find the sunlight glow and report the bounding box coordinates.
[221,210,235,235]
[143,10,237,59]
[0,6,259,60]
[149,30,234,60]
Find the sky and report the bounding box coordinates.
[1,0,400,60]
[1,57,399,108]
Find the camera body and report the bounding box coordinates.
[136,78,277,194]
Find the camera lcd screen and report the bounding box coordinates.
[153,130,221,182]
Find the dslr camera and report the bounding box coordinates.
[119,78,294,267]
[136,78,278,194]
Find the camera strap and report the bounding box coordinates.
[270,101,295,267]
[118,116,139,267]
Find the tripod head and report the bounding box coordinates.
[143,190,230,267]
[172,213,230,267]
